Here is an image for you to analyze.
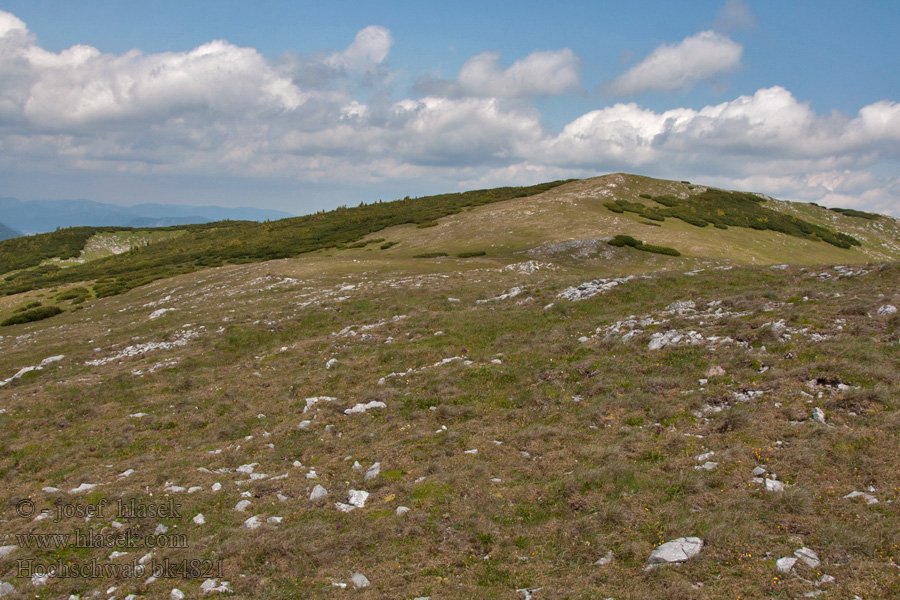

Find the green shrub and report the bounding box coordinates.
[1,305,63,326]
[608,235,681,257]
[380,241,399,250]
[647,189,860,248]
[416,221,439,228]
[456,251,487,258]
[14,301,42,312]
[829,207,881,220]
[55,287,91,302]
[413,252,449,258]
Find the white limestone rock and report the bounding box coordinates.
[364,462,381,481]
[648,537,704,564]
[310,485,328,501]
[348,490,369,508]
[776,557,797,573]
[200,578,232,594]
[811,407,826,424]
[794,547,821,568]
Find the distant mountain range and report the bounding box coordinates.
[0,221,21,241]
[0,197,294,235]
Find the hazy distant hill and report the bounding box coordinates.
[0,197,293,234]
[0,221,20,241]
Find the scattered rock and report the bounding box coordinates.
[171,589,185,600]
[0,581,15,596]
[364,462,381,481]
[344,401,386,415]
[811,407,826,424]
[876,305,897,316]
[304,396,336,412]
[234,500,252,512]
[200,578,232,594]
[192,514,206,525]
[310,485,328,501]
[765,478,787,492]
[648,537,704,564]
[242,515,262,530]
[69,483,99,494]
[751,466,768,477]
[348,490,369,508]
[516,587,543,600]
[558,276,633,301]
[776,557,797,573]
[395,506,410,516]
[794,547,821,568]
[0,546,16,560]
[694,462,718,471]
[595,550,614,566]
[476,287,523,303]
[844,491,878,505]
[326,358,339,369]
[350,572,370,588]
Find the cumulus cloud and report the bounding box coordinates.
[0,11,306,129]
[413,48,581,99]
[535,87,900,169]
[608,30,742,95]
[1,9,899,216]
[457,49,581,97]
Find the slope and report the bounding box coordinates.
[0,237,898,599]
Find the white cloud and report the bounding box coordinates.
[713,0,757,33]
[0,12,306,128]
[457,49,581,97]
[325,25,393,72]
[608,30,742,95]
[536,87,900,169]
[1,10,899,216]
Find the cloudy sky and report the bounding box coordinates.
[1,0,899,216]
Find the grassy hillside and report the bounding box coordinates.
[0,242,898,599]
[0,181,570,298]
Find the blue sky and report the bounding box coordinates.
[1,1,899,215]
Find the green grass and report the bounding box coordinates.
[1,256,900,598]
[0,180,570,298]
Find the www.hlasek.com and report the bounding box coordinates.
[15,529,187,549]
[16,558,223,579]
